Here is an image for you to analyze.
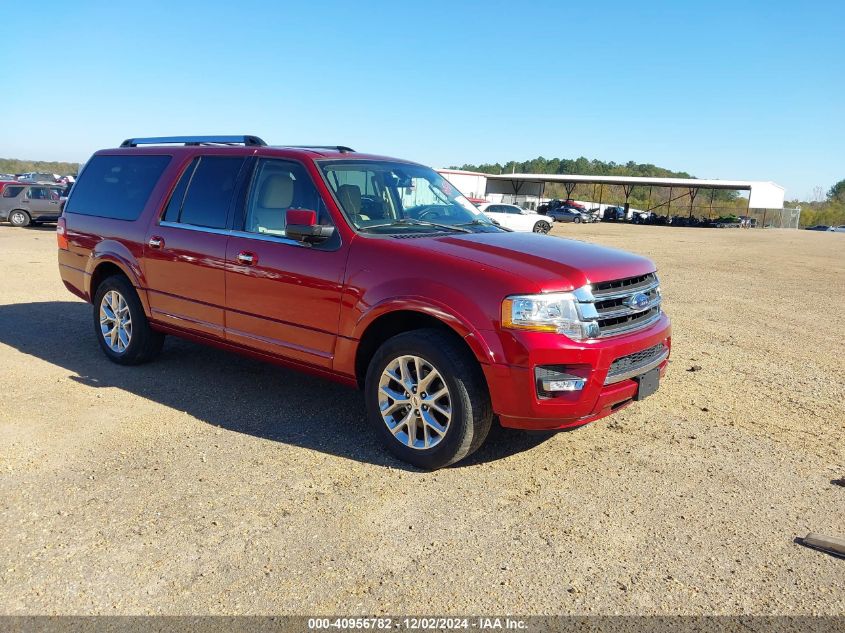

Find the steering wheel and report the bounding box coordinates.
[416,206,441,220]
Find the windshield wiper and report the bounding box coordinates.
[457,219,510,231]
[359,218,471,234]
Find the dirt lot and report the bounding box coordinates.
[0,224,843,615]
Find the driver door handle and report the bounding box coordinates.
[237,251,256,265]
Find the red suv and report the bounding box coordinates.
[58,136,671,469]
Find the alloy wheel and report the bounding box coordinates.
[378,355,452,450]
[99,290,132,353]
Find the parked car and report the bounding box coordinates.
[59,135,671,469]
[582,209,602,223]
[17,172,59,184]
[602,206,626,222]
[1,183,63,226]
[476,203,551,233]
[548,207,586,223]
[805,225,833,231]
[831,226,845,233]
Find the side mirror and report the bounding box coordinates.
[285,209,334,244]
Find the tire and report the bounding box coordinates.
[573,216,581,224]
[364,328,493,469]
[533,221,551,234]
[93,274,164,365]
[9,209,30,227]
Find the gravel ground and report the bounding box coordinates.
[0,224,843,615]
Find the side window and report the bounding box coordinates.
[243,159,328,237]
[177,157,245,229]
[3,186,24,198]
[29,187,48,200]
[162,158,199,223]
[65,154,172,220]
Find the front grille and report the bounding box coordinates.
[605,342,668,384]
[593,272,656,295]
[588,272,662,337]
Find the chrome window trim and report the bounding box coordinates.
[158,221,231,236]
[157,221,306,247]
[228,229,302,247]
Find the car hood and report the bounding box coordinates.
[417,232,656,292]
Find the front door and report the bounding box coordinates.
[142,155,247,339]
[224,158,346,369]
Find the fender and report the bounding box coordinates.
[86,241,152,317]
[349,294,506,368]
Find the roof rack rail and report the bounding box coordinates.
[120,135,267,148]
[286,145,356,153]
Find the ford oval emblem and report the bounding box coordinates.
[627,292,650,310]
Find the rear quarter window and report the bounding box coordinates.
[2,186,24,198]
[65,155,171,220]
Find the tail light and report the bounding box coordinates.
[57,217,69,250]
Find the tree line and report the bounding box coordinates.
[0,158,81,177]
[788,180,845,228]
[452,156,844,226]
[450,156,740,206]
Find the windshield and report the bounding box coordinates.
[318,160,501,234]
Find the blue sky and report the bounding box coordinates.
[1,0,842,200]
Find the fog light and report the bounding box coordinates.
[543,378,586,392]
[535,366,587,394]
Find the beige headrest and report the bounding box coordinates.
[259,174,294,208]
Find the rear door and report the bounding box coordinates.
[26,186,61,217]
[483,205,509,228]
[142,155,248,339]
[223,157,347,369]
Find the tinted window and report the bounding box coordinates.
[162,158,199,223]
[178,157,245,229]
[65,155,171,220]
[28,187,49,200]
[244,159,328,236]
[3,186,24,198]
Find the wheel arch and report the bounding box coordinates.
[353,308,491,390]
[87,254,151,317]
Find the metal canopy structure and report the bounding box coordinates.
[483,173,785,210]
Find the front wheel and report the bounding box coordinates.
[533,221,551,234]
[365,329,493,469]
[573,216,582,224]
[8,210,30,227]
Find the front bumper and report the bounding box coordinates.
[480,314,671,430]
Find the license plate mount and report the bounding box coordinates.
[634,367,660,401]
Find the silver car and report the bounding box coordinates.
[0,183,64,226]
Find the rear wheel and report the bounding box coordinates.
[533,221,551,234]
[365,329,492,469]
[93,275,164,365]
[9,210,30,227]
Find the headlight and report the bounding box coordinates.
[501,292,600,341]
